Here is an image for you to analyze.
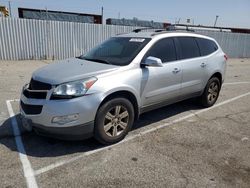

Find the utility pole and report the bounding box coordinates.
[214,15,219,27]
[8,1,11,17]
[101,6,104,24]
[177,18,181,24]
[45,7,48,20]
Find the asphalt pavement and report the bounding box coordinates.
[0,59,250,188]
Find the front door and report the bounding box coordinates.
[140,37,182,107]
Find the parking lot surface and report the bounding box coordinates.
[0,59,250,188]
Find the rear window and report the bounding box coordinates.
[177,37,200,59]
[196,38,218,56]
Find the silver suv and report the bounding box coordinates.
[20,30,227,144]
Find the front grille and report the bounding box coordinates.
[21,101,43,115]
[23,78,51,99]
[29,79,52,90]
[23,89,47,99]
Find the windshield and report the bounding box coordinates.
[79,37,151,66]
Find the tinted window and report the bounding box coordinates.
[145,38,177,63]
[178,37,200,59]
[196,38,218,56]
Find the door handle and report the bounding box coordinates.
[201,62,207,68]
[172,68,181,74]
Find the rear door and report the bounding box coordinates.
[175,37,207,97]
[141,37,182,107]
[195,37,220,82]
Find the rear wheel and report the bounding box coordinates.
[200,77,221,107]
[94,98,134,145]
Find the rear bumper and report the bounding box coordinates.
[32,121,94,140]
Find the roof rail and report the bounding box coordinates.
[132,27,162,33]
[150,26,195,36]
[132,25,195,34]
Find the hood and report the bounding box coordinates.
[32,58,118,85]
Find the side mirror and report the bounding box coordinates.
[142,56,163,67]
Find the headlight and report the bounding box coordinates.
[52,77,97,99]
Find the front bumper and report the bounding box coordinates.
[32,121,94,140]
[20,85,102,140]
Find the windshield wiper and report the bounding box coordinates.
[81,57,111,65]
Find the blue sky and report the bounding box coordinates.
[0,0,250,28]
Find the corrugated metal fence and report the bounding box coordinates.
[0,18,138,60]
[0,18,250,60]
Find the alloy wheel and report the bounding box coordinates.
[103,105,129,137]
[207,81,219,103]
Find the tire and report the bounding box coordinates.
[94,98,134,145]
[200,77,221,107]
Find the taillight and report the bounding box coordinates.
[224,54,228,61]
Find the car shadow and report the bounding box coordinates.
[0,98,202,158]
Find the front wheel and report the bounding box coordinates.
[94,98,134,145]
[200,77,221,107]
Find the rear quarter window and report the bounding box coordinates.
[196,38,218,56]
[177,37,200,59]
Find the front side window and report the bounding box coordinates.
[79,37,151,66]
[144,38,177,63]
[177,37,200,59]
[196,38,218,56]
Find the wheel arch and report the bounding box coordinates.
[210,72,222,86]
[98,90,140,121]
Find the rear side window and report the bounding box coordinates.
[145,38,177,63]
[177,37,200,59]
[196,38,218,56]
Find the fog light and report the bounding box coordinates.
[52,114,79,125]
